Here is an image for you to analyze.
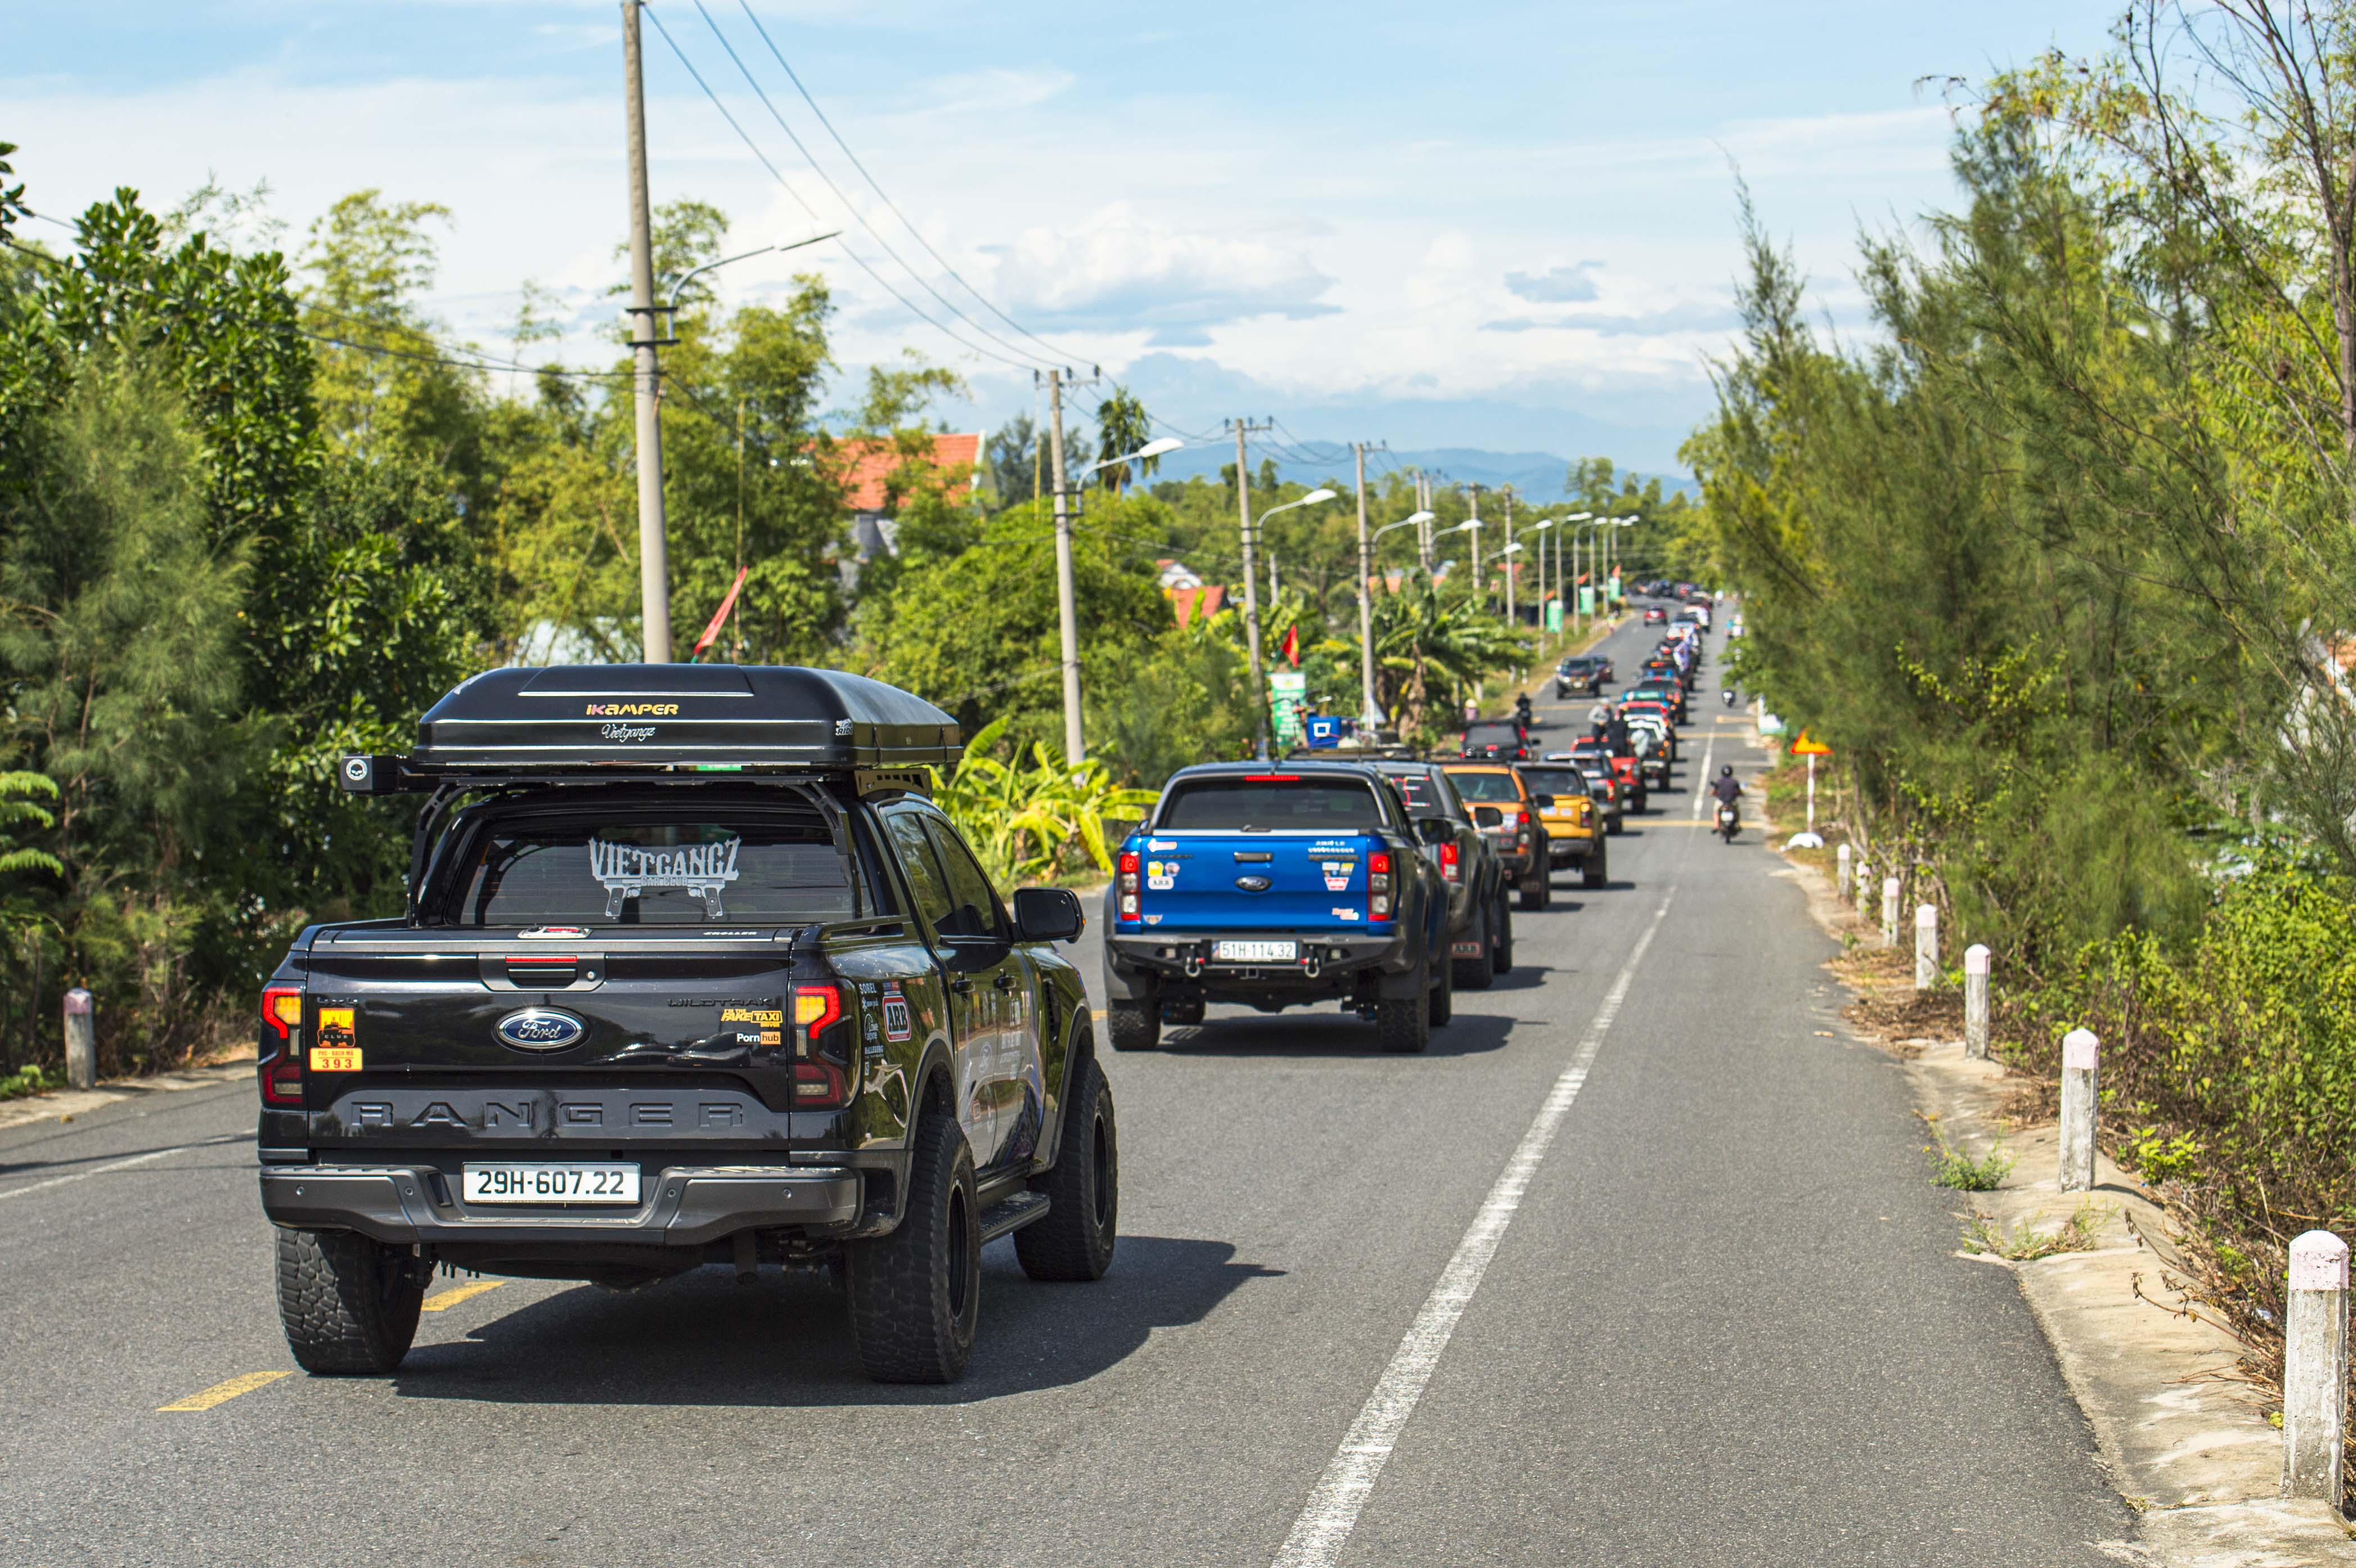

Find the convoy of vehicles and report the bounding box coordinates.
[256,609,1715,1391]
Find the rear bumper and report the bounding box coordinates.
[1546,833,1600,865]
[259,1163,861,1247]
[1105,927,1422,1001]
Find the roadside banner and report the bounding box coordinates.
[1270,670,1308,745]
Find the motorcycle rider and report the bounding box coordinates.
[1514,692,1534,730]
[1710,765,1743,828]
[1603,707,1634,757]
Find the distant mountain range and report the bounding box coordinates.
[1143,444,1696,503]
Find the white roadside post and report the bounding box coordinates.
[2282,1230,2350,1510]
[1856,859,1872,919]
[1914,905,1938,991]
[1836,843,1853,901]
[2060,1028,2098,1192]
[63,987,94,1091]
[1964,945,1991,1060]
[1880,876,1901,948]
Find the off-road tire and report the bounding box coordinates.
[1606,814,1624,836]
[1015,1056,1118,1282]
[1376,960,1432,1053]
[1454,900,1495,991]
[1492,897,1516,975]
[1632,788,1649,815]
[847,1112,980,1384]
[1519,864,1550,911]
[1583,844,1609,889]
[274,1227,426,1375]
[1105,998,1161,1052]
[1428,946,1454,1025]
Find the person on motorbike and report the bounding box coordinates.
[1514,692,1534,730]
[1710,765,1743,826]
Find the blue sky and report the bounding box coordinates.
[9,1,2120,473]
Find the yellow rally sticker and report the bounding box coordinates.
[721,1006,783,1027]
[309,1046,362,1072]
[312,1005,358,1070]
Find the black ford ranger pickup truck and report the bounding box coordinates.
[257,664,1112,1385]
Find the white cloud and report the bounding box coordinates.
[992,203,1339,347]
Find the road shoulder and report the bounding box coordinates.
[1773,843,2356,1567]
[0,1058,254,1133]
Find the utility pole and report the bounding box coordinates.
[1355,442,1380,733]
[1501,487,1516,627]
[622,0,673,663]
[1465,483,1484,598]
[1412,471,1432,572]
[1233,418,1275,759]
[1048,369,1084,765]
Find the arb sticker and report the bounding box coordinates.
[881,984,913,1042]
[310,1006,362,1072]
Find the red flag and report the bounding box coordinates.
[689,566,751,662]
[1281,625,1299,668]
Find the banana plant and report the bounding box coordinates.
[934,717,1159,888]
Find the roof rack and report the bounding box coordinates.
[339,664,962,794]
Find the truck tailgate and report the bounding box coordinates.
[1134,833,1382,932]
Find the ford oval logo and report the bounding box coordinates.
[496,1008,586,1052]
[1234,874,1272,892]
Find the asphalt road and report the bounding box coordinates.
[0,612,2136,1567]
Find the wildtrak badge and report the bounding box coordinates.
[584,702,680,717]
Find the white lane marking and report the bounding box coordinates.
[1690,729,1717,820]
[0,1134,245,1203]
[1271,891,1676,1568]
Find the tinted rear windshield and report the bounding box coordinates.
[1518,769,1585,797]
[1159,777,1383,832]
[1381,772,1453,817]
[1462,723,1522,744]
[1445,770,1523,803]
[442,812,853,927]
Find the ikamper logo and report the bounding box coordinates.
[584,703,680,716]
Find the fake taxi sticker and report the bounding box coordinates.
[310,1006,362,1072]
[722,1005,784,1046]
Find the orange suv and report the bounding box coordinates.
[1441,763,1551,910]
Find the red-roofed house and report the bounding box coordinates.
[835,433,983,582]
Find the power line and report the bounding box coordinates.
[675,0,1060,374]
[641,4,1045,375]
[728,0,1091,370]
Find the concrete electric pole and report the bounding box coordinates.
[1355,442,1380,733]
[621,0,673,664]
[1047,369,1084,765]
[1233,418,1275,760]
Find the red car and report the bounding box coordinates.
[1569,739,1648,814]
[1642,606,1667,625]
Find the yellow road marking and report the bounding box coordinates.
[420,1280,505,1313]
[158,1370,290,1412]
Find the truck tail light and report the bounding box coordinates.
[1439,842,1460,882]
[260,985,303,1107]
[792,983,852,1107]
[1118,850,1141,920]
[1369,851,1394,921]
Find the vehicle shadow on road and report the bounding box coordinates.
[1157,1002,1524,1058]
[387,1233,1278,1407]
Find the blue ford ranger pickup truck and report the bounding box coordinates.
[258,665,1109,1386]
[1100,761,1451,1054]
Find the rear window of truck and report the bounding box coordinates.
[1461,723,1521,745]
[1159,776,1383,832]
[1381,771,1456,819]
[446,816,856,927]
[1444,770,1524,804]
[1518,769,1585,799]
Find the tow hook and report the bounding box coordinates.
[1182,947,1204,979]
[1302,950,1324,980]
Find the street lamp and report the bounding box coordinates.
[1604,515,1637,610]
[1439,517,1481,594]
[1244,487,1338,758]
[666,230,841,317]
[1051,436,1188,764]
[1358,510,1434,733]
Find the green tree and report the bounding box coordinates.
[1091,385,1157,492]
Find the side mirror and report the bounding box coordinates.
[1415,817,1452,846]
[1531,793,1555,811]
[1012,886,1085,943]
[1473,805,1505,829]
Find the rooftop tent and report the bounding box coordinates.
[341,665,962,789]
